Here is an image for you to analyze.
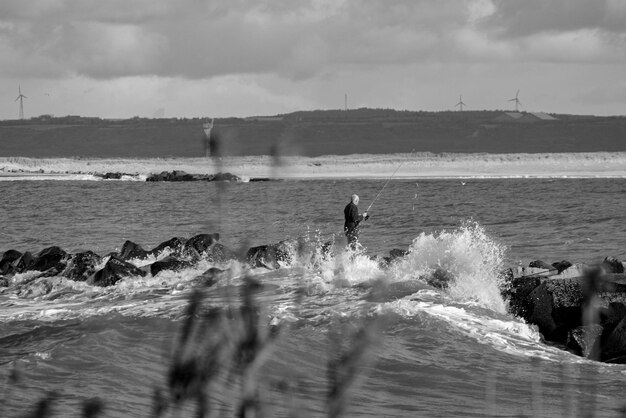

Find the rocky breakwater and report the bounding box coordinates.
[0,233,240,296]
[0,233,341,298]
[502,256,626,362]
[146,171,243,182]
[94,171,273,182]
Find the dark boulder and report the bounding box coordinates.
[149,237,187,257]
[14,252,35,273]
[0,250,22,275]
[275,239,298,264]
[204,243,238,263]
[503,266,626,362]
[89,256,147,287]
[210,172,240,182]
[146,171,166,182]
[529,260,553,270]
[602,256,624,274]
[146,170,195,182]
[525,278,584,342]
[149,256,194,277]
[602,315,626,362]
[246,245,279,269]
[28,246,68,272]
[62,251,102,281]
[190,267,225,287]
[183,233,220,255]
[501,275,541,319]
[119,240,149,261]
[101,172,129,179]
[566,325,603,359]
[423,267,455,289]
[246,241,296,270]
[146,171,241,182]
[551,260,573,274]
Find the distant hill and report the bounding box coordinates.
[0,109,625,157]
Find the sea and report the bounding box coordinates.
[2,176,626,417]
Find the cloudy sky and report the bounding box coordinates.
[1,0,625,119]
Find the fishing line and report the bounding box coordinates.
[366,162,404,213]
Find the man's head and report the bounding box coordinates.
[351,194,359,205]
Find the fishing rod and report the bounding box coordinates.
[366,162,404,213]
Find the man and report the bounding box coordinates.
[344,194,369,250]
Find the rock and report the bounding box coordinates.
[204,243,238,263]
[423,267,455,289]
[210,172,240,182]
[275,239,298,264]
[245,241,296,270]
[62,251,102,281]
[551,260,573,274]
[0,276,8,287]
[526,278,584,342]
[603,316,626,362]
[146,171,242,182]
[149,237,187,257]
[89,256,147,287]
[246,245,280,269]
[146,170,195,182]
[190,267,225,287]
[0,250,22,275]
[28,246,68,272]
[602,256,624,274]
[102,172,126,179]
[146,171,166,182]
[500,275,541,319]
[529,260,553,270]
[566,325,603,359]
[183,233,220,255]
[244,238,331,269]
[119,240,149,261]
[14,252,35,273]
[149,256,194,276]
[249,178,271,182]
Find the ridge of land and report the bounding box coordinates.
[1,109,625,157]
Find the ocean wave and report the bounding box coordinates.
[390,221,508,313]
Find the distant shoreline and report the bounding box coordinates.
[1,152,625,180]
[2,109,626,158]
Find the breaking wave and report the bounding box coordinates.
[390,221,508,313]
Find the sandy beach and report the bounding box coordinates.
[1,152,625,180]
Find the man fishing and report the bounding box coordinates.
[344,194,369,250]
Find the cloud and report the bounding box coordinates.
[0,0,624,84]
[0,0,473,80]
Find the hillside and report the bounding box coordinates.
[0,110,625,157]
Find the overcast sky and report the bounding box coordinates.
[1,0,625,119]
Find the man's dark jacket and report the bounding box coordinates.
[344,202,363,233]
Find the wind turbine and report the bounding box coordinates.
[455,95,466,111]
[15,85,27,119]
[508,90,521,112]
